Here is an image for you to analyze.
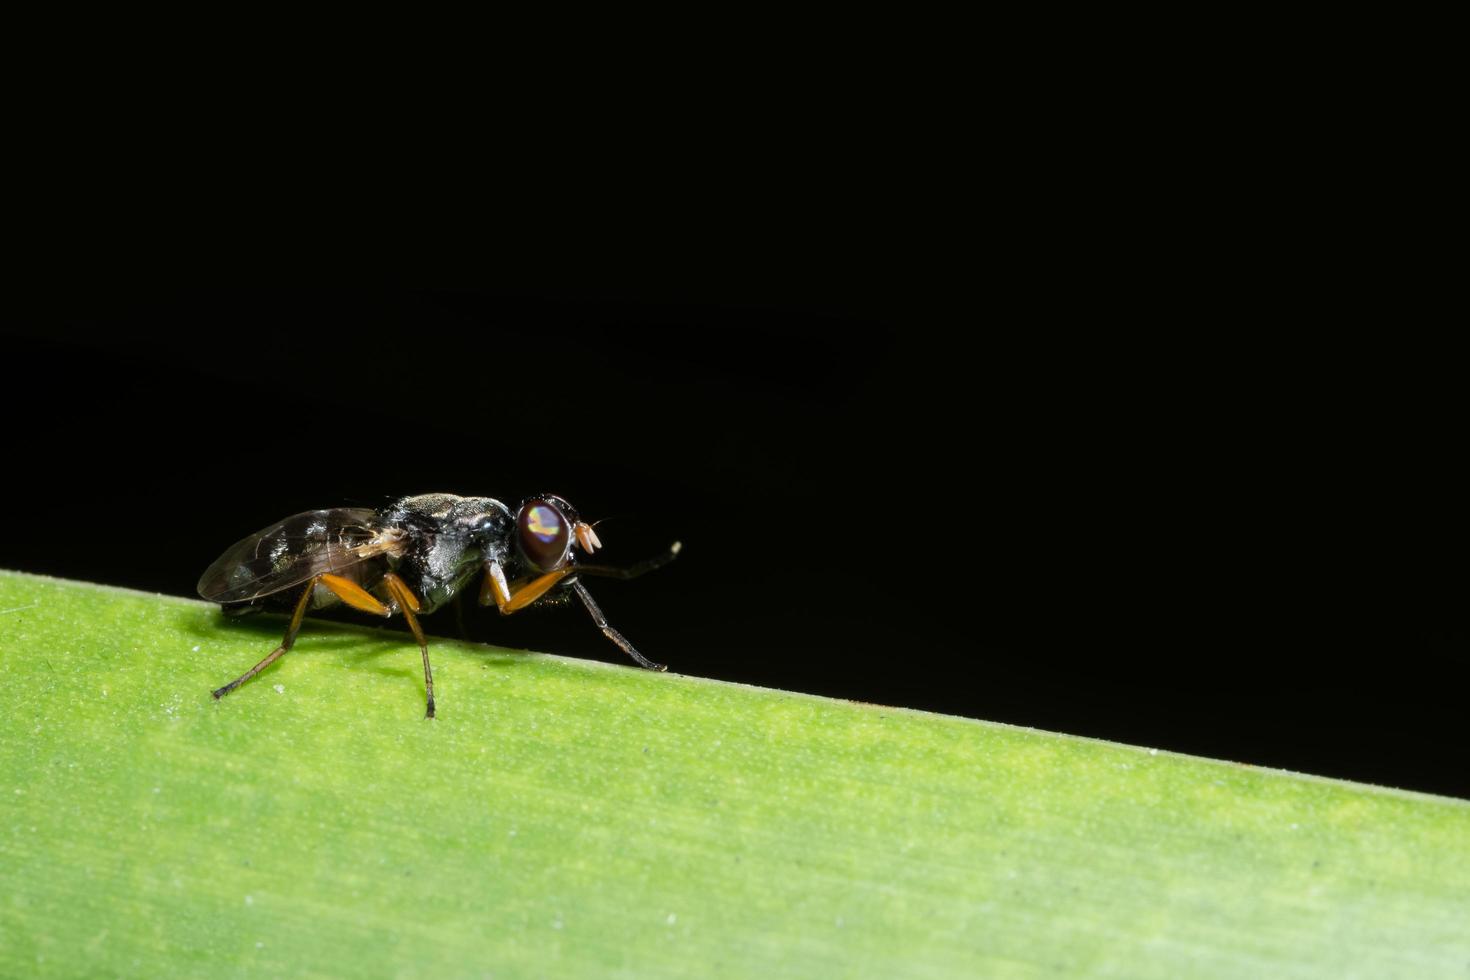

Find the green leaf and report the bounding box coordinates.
[2,569,1467,978]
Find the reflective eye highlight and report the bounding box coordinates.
[517,499,571,570]
[526,505,561,542]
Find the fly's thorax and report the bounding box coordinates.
[385,493,467,521]
[380,496,513,560]
[377,494,515,613]
[393,524,478,612]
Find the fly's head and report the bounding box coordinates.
[514,494,602,573]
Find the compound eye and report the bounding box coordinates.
[517,499,571,571]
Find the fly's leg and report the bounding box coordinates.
[571,580,666,671]
[478,562,573,613]
[383,572,435,719]
[213,573,387,702]
[565,541,681,581]
[479,558,510,608]
[319,573,391,617]
[211,578,318,699]
[478,559,669,671]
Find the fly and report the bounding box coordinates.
[197,493,680,718]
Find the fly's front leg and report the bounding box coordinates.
[478,560,572,613]
[479,559,668,671]
[571,580,666,671]
[479,558,512,609]
[566,541,681,581]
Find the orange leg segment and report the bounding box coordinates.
[479,560,574,614]
[504,568,575,613]
[479,559,510,608]
[319,573,391,616]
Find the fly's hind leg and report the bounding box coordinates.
[213,573,389,703]
[211,578,318,700]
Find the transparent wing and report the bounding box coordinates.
[197,508,403,603]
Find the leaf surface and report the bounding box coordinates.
[2,570,1467,978]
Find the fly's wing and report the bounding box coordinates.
[197,508,403,603]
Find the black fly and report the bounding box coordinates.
[197,493,680,718]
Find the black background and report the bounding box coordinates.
[3,282,1465,798]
